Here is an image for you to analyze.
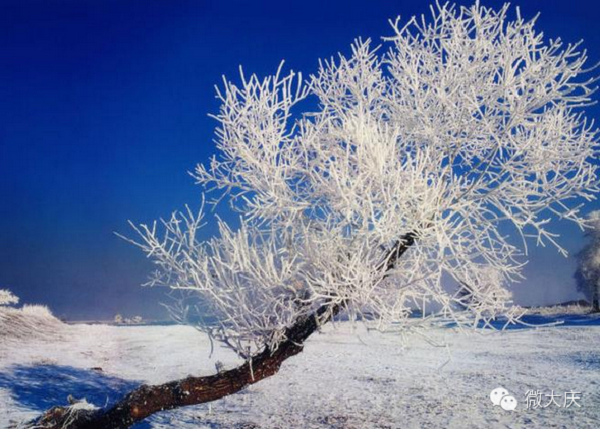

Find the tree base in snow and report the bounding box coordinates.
[30,305,337,429]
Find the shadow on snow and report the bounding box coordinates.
[0,364,152,428]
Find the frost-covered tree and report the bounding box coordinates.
[0,289,19,307]
[575,210,600,312]
[36,3,599,428]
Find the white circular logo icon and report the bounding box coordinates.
[490,387,517,411]
[500,395,517,411]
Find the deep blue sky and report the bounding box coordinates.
[1,0,599,320]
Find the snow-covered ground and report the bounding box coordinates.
[1,318,600,428]
[525,303,593,316]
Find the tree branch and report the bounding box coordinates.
[30,233,415,429]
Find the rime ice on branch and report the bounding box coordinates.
[126,2,600,358]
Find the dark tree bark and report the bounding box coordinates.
[31,233,415,429]
[33,304,338,429]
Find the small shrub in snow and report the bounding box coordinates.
[0,289,19,307]
[20,304,55,318]
[0,303,64,341]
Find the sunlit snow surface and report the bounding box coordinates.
[1,317,600,428]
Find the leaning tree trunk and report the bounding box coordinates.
[33,304,338,429]
[32,233,416,429]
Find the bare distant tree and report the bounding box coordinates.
[35,3,599,428]
[575,211,600,312]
